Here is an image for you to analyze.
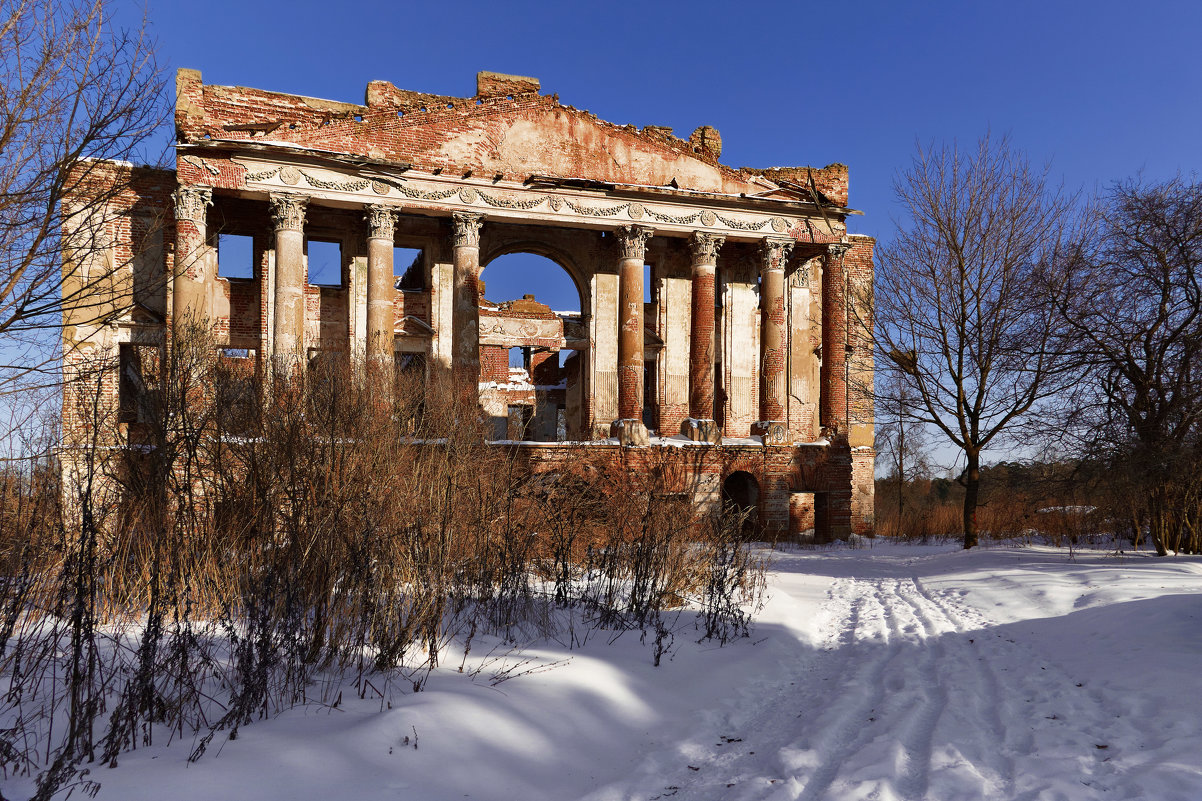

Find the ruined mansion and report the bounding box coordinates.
[61,69,875,539]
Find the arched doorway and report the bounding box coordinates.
[477,252,584,442]
[722,471,760,534]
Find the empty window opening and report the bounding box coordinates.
[509,346,531,372]
[643,354,658,431]
[307,239,342,287]
[394,247,425,289]
[507,404,532,441]
[479,252,580,313]
[220,348,252,359]
[118,343,146,424]
[218,233,254,279]
[644,263,653,304]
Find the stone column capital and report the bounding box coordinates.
[615,224,654,261]
[451,212,484,248]
[826,242,850,260]
[365,204,397,240]
[269,193,308,232]
[172,185,212,223]
[688,231,725,264]
[759,237,794,272]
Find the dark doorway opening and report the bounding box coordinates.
[722,471,760,534]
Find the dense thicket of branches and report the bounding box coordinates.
[873,135,1079,548]
[0,324,765,798]
[0,0,165,394]
[1047,177,1202,554]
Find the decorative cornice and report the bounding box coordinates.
[365,204,397,240]
[689,231,725,264]
[615,224,654,261]
[172,186,212,223]
[238,161,810,239]
[759,237,794,271]
[451,212,484,248]
[268,193,308,232]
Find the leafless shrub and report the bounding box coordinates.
[0,323,768,793]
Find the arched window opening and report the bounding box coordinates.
[722,471,761,535]
[477,252,582,443]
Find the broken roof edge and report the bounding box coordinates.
[175,69,858,207]
[179,138,864,216]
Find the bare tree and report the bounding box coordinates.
[1049,177,1202,555]
[0,0,166,395]
[874,135,1078,548]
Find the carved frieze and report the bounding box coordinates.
[268,193,308,231]
[365,204,397,240]
[238,161,819,238]
[451,212,484,248]
[478,315,565,347]
[615,224,654,260]
[173,186,212,223]
[689,231,726,264]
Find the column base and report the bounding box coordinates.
[680,418,722,444]
[610,418,650,446]
[751,420,788,445]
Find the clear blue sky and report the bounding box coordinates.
[126,0,1201,309]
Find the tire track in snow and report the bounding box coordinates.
[879,579,947,801]
[790,577,923,801]
[902,577,1015,798]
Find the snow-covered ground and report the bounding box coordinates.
[17,541,1202,801]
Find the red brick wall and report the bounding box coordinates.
[480,345,510,383]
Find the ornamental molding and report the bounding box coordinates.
[173,186,212,223]
[689,231,725,264]
[759,237,794,271]
[236,159,824,241]
[365,204,397,240]
[615,225,654,260]
[451,212,484,248]
[268,193,308,231]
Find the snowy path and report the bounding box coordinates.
[588,547,1200,801]
[25,543,1200,801]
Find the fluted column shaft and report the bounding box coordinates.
[365,205,397,362]
[688,232,724,420]
[759,238,794,422]
[616,225,653,422]
[270,193,308,365]
[171,185,212,330]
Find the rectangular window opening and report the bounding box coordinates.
[218,233,254,280]
[118,343,145,424]
[507,404,532,441]
[307,239,343,287]
[394,247,425,289]
[644,263,653,304]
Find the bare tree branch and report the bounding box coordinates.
[872,134,1079,548]
[0,0,167,396]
